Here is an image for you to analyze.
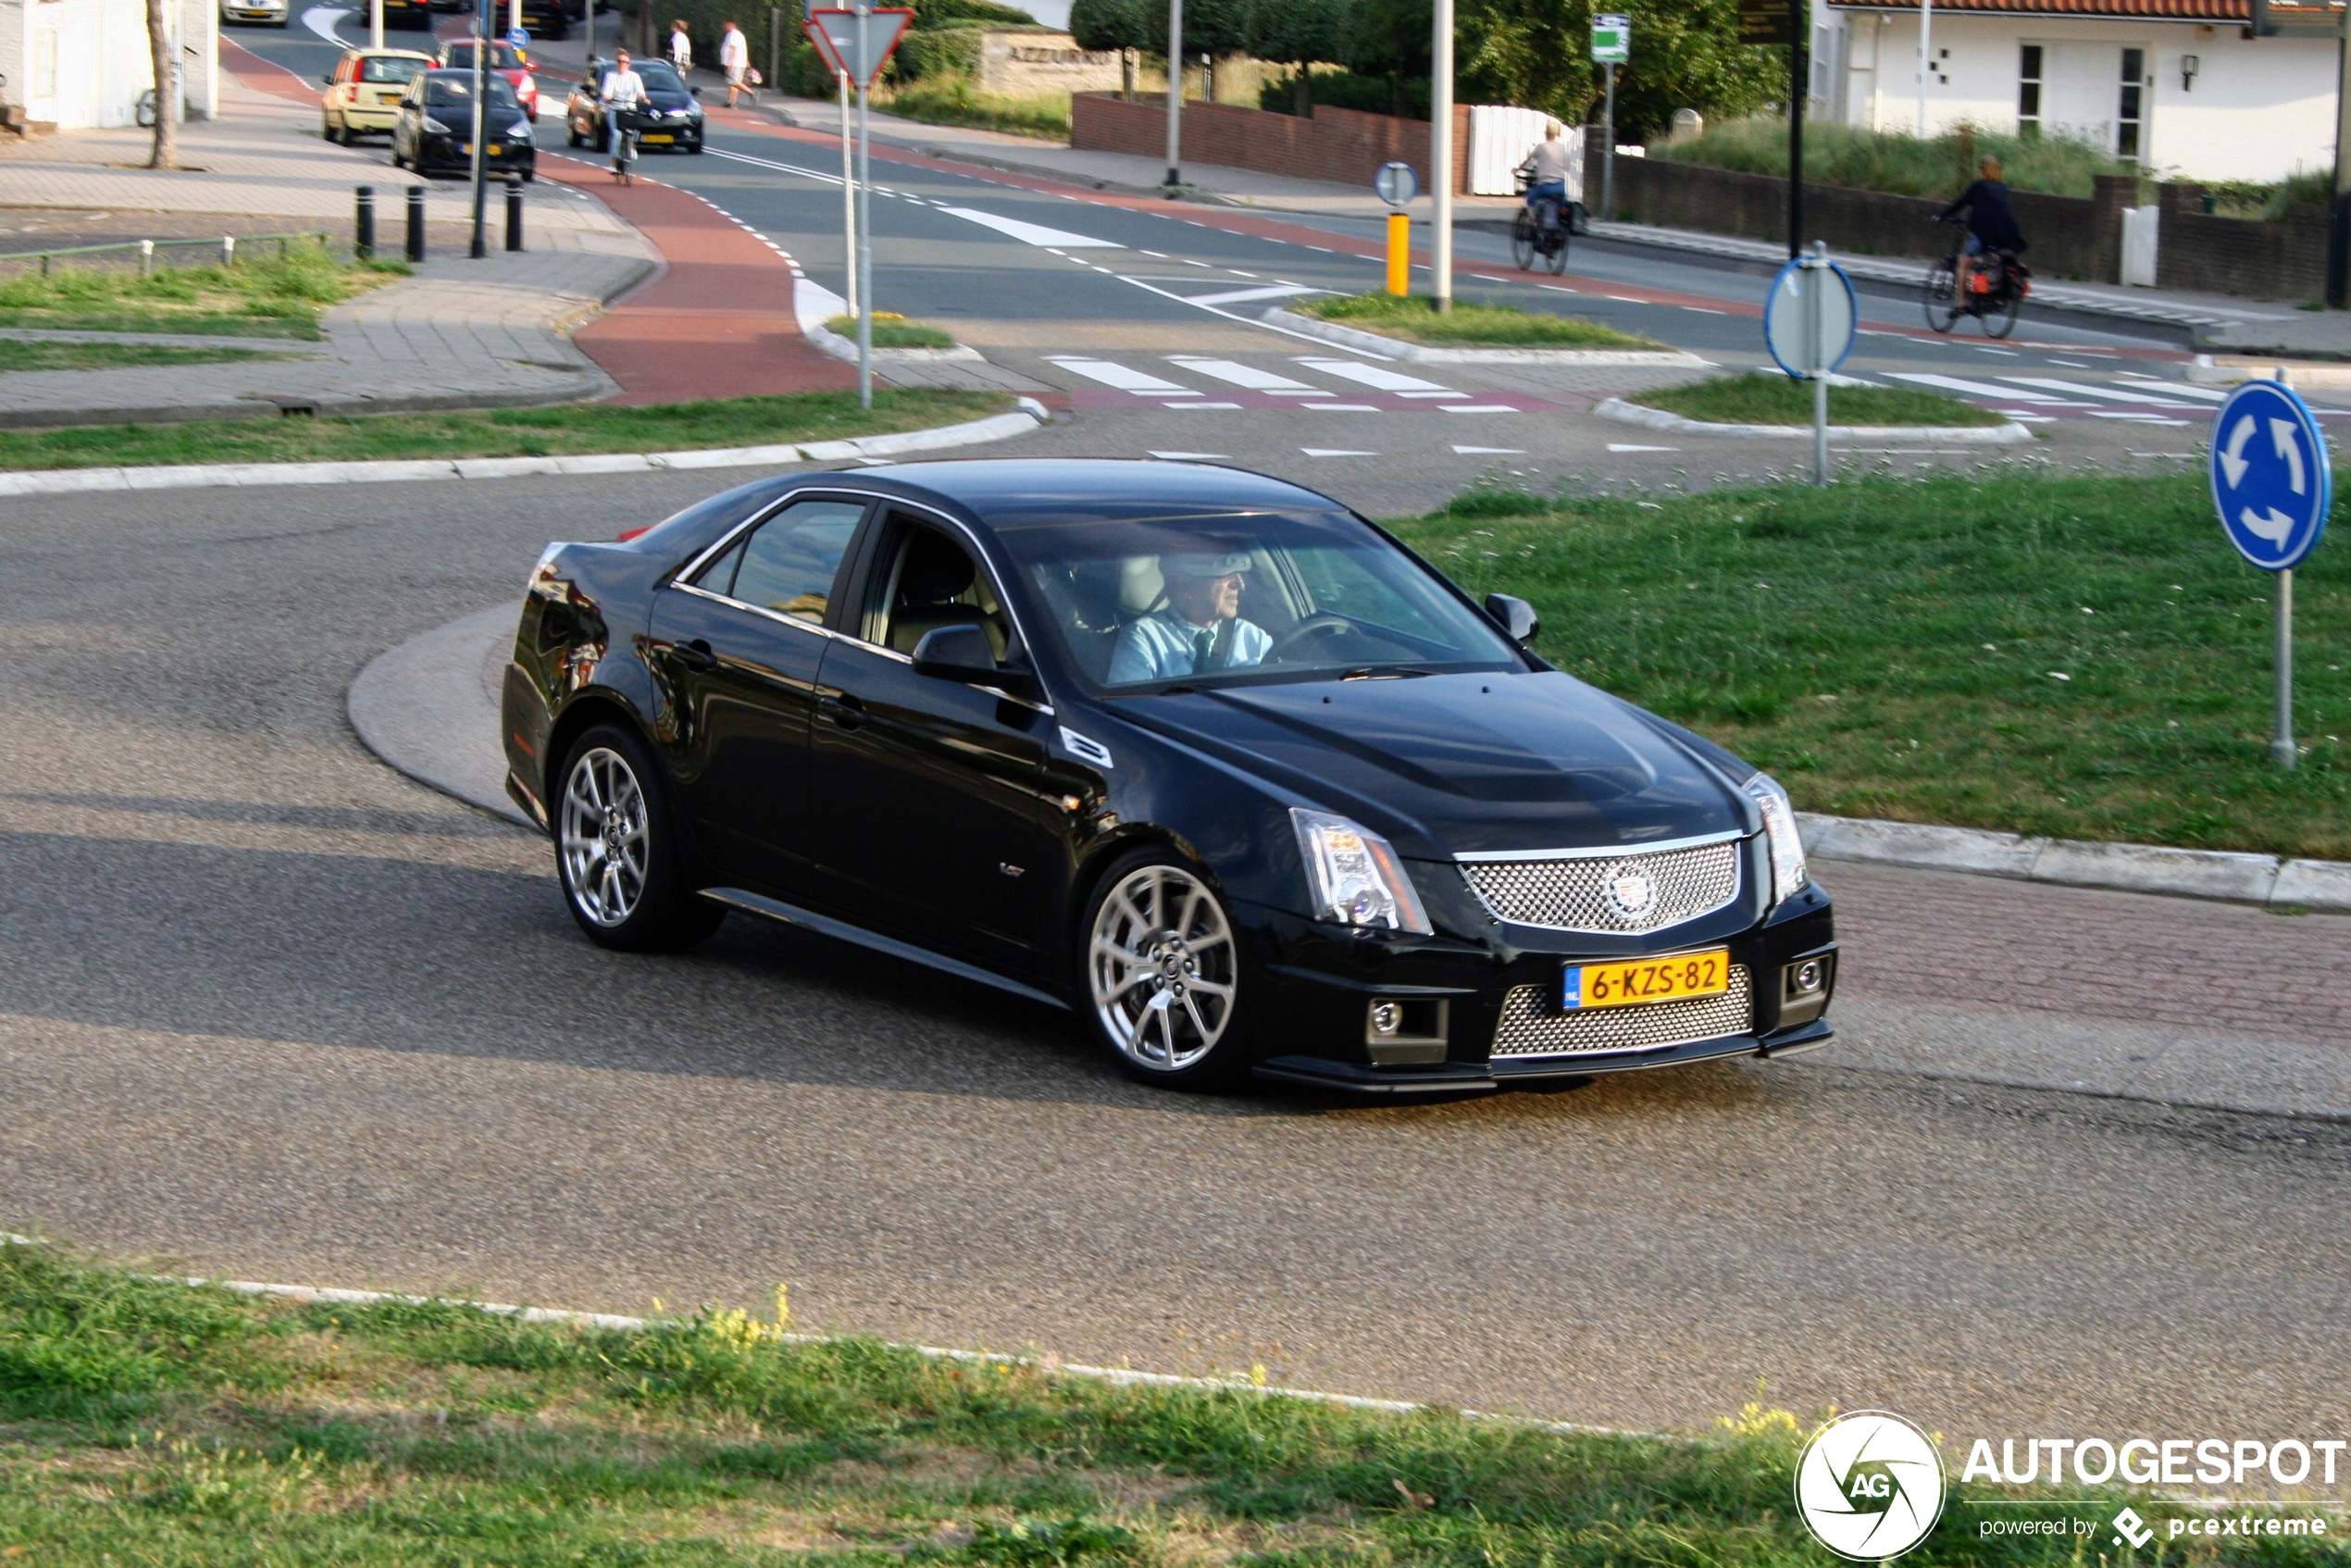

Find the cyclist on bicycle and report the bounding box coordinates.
[601,48,649,166]
[1939,155,2025,303]
[1516,121,1573,232]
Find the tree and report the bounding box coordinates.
[1246,0,1340,115]
[1453,0,1778,141]
[1069,0,1144,93]
[145,0,177,169]
[1337,0,1429,117]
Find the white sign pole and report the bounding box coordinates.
[1163,0,1181,186]
[840,67,857,317]
[1430,0,1453,311]
[855,1,874,410]
[2274,567,2297,766]
[1807,240,1828,484]
[1917,0,1932,135]
[371,0,383,49]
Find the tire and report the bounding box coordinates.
[1079,850,1246,1090]
[553,723,725,952]
[1922,265,1960,333]
[567,121,584,147]
[1568,200,1590,235]
[596,119,612,154]
[687,141,703,154]
[1510,209,1536,271]
[1984,286,2021,340]
[1544,231,1569,274]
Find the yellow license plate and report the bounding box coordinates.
[486,143,502,155]
[1563,949,1731,1010]
[641,132,674,143]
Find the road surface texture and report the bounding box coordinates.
[2,470,2345,1453]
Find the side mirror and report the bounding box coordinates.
[1485,592,1539,647]
[689,84,703,98]
[321,72,335,83]
[912,624,1036,698]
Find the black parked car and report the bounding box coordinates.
[503,460,1836,1094]
[392,68,536,179]
[566,56,703,152]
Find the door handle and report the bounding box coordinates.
[820,692,867,729]
[673,638,716,672]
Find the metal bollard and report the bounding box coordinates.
[355,185,376,260]
[504,174,523,253]
[404,185,426,263]
[138,238,154,278]
[221,235,236,268]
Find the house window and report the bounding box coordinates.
[2018,44,2042,139]
[2118,46,2145,157]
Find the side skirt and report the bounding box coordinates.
[698,886,1071,1013]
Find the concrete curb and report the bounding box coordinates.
[347,604,533,828]
[1798,812,2351,913]
[1595,396,2037,444]
[0,404,1050,498]
[1263,306,1710,367]
[791,276,987,366]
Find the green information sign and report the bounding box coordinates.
[1737,0,1796,45]
[1590,13,1630,62]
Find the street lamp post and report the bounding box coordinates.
[1163,0,1182,187]
[469,0,490,259]
[854,0,874,408]
[1429,0,1452,311]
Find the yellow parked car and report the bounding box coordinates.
[320,49,434,144]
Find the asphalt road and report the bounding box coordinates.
[3,471,2347,1452]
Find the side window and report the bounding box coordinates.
[697,498,863,624]
[869,519,1006,659]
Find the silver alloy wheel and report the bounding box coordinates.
[1089,863,1237,1073]
[559,746,650,927]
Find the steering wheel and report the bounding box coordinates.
[1264,613,1358,665]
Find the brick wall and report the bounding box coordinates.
[2155,182,2328,302]
[1071,93,1475,195]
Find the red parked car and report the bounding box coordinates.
[437,39,540,119]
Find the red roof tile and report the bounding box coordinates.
[1826,0,2249,18]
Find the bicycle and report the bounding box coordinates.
[1924,215,2029,339]
[609,112,640,184]
[1511,169,1571,275]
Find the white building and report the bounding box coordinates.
[1817,0,2335,183]
[0,0,218,131]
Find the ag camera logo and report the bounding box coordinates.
[1794,1412,1947,1561]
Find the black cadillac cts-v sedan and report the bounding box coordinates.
[501,459,1836,1093]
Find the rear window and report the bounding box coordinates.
[442,41,524,68]
[359,56,425,83]
[425,72,521,110]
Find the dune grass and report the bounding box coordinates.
[1629,375,2008,428]
[1652,117,2133,201]
[1,1238,2329,1566]
[0,389,1012,470]
[1304,292,1662,349]
[0,241,405,339]
[882,78,1072,139]
[1394,469,2351,860]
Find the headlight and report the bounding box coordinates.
[1743,772,1808,907]
[506,118,531,137]
[422,114,451,132]
[1292,808,1431,934]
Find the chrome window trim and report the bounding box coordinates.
[1451,828,1746,865]
[667,579,844,643]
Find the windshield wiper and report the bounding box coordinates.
[1338,666,1434,681]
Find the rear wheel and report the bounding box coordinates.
[1922,264,1960,333]
[554,723,725,952]
[1510,208,1536,271]
[1081,852,1246,1090]
[1984,283,2021,339]
[1544,229,1569,274]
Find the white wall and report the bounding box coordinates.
[0,0,216,129]
[1828,6,2334,183]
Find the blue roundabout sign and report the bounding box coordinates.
[2209,379,2329,572]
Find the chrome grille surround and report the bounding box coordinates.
[1490,966,1753,1059]
[1458,837,1741,934]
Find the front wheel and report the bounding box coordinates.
[554,724,725,952]
[1081,852,1246,1090]
[1922,264,1960,333]
[1510,209,1536,271]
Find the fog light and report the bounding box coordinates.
[1793,959,1823,994]
[1369,1001,1403,1037]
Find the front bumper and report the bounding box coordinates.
[1236,889,1837,1095]
[413,137,536,173]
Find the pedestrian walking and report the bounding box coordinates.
[720,19,753,106]
[666,19,692,72]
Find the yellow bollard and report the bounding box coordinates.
[1386,210,1409,296]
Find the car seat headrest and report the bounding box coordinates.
[1117,556,1165,616]
[900,531,975,604]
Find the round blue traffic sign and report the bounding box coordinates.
[2210,379,2330,571]
[505,24,529,46]
[1761,255,1857,380]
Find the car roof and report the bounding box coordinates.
[852,458,1347,523]
[345,47,434,57]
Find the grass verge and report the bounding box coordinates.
[0,339,299,372]
[0,389,1014,471]
[1396,470,2351,859]
[882,79,1072,139]
[1629,375,2008,428]
[0,243,406,340]
[2,1239,2325,1566]
[1303,292,1662,349]
[825,311,959,349]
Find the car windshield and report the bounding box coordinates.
[992,510,1524,693]
[442,42,523,68]
[634,60,685,91]
[359,56,426,83]
[425,73,521,109]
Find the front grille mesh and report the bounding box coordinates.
[1459,840,1740,934]
[1490,966,1753,1059]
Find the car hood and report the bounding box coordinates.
[1112,670,1750,858]
[645,90,697,110]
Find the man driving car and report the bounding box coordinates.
[1106,552,1271,683]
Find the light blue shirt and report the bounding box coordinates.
[1107,610,1271,684]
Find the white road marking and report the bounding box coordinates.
[1301,448,1379,455]
[1165,356,1321,392]
[1440,404,1523,414]
[2091,412,2191,424]
[1608,443,1677,452]
[1294,358,1456,393]
[1046,357,1197,393]
[708,147,843,185]
[302,6,352,43]
[939,206,1122,248]
[1157,401,1243,409]
[1304,403,1381,411]
[1885,372,2087,404]
[1150,451,1229,459]
[2000,377,2197,407]
[1452,445,1524,454]
[1175,283,1323,306]
[2115,377,2231,403]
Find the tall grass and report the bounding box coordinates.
[0,239,405,338]
[883,76,1072,138]
[1653,117,2133,200]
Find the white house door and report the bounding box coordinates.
[27,13,58,125]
